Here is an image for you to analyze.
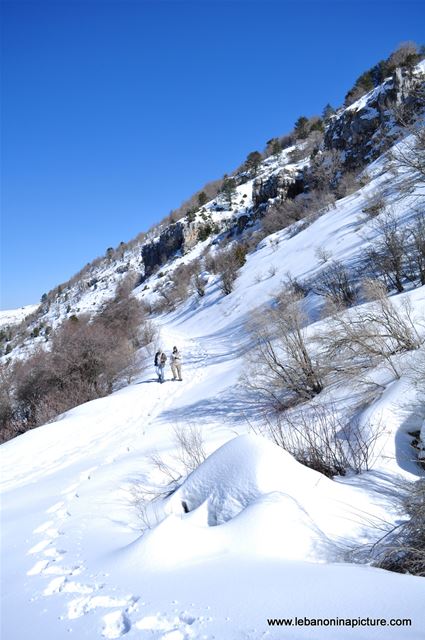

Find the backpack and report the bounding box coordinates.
[154,351,161,366]
[160,353,167,365]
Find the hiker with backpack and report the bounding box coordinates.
[170,346,182,381]
[154,350,167,383]
[154,350,161,381]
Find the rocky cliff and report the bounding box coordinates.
[324,65,425,169]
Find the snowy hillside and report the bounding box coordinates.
[1,58,425,639]
[0,305,38,329]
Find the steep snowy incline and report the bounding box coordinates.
[2,312,425,639]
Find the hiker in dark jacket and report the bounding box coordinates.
[154,351,161,381]
[170,346,182,381]
[158,351,167,383]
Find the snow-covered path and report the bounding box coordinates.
[2,320,425,639]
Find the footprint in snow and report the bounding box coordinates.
[43,563,82,576]
[43,576,94,596]
[27,539,52,555]
[102,611,131,639]
[46,501,65,514]
[27,559,50,576]
[32,520,54,534]
[61,483,80,495]
[135,612,197,639]
[67,594,138,620]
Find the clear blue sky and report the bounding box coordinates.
[1,0,424,309]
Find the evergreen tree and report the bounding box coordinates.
[244,151,262,174]
[198,191,208,207]
[221,175,237,208]
[294,116,310,139]
[322,104,335,121]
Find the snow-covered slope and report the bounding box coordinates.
[1,63,425,639]
[0,304,38,328]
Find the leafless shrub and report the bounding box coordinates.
[0,364,21,442]
[334,171,360,199]
[213,244,248,295]
[371,478,425,577]
[282,272,310,298]
[268,264,277,278]
[262,189,334,236]
[254,404,384,477]
[151,259,203,311]
[245,291,326,410]
[130,424,207,531]
[362,191,387,219]
[366,211,409,292]
[312,260,357,308]
[315,246,333,265]
[322,279,423,380]
[172,424,207,472]
[390,122,425,196]
[407,212,425,285]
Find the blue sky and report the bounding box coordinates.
[1,0,424,309]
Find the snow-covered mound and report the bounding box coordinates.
[130,435,404,570]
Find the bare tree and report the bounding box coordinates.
[390,119,425,196]
[407,212,425,285]
[366,211,409,293]
[214,244,247,295]
[246,291,326,409]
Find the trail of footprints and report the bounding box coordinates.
[26,466,211,638]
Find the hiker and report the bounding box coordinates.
[170,346,182,381]
[154,350,161,381]
[158,351,167,383]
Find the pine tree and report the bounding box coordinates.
[221,175,237,208]
[244,151,262,174]
[294,116,310,140]
[322,104,335,121]
[198,191,208,207]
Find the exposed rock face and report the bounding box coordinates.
[141,220,209,277]
[252,169,304,209]
[141,223,185,278]
[324,67,424,169]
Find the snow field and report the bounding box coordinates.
[2,87,425,637]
